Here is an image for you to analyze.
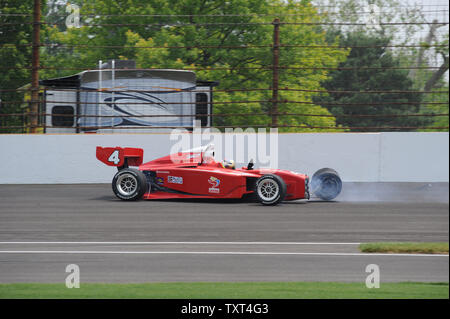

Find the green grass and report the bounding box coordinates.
[359,242,449,254]
[0,282,448,299]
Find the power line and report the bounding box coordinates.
[2,21,449,27]
[4,43,448,49]
[1,8,448,18]
[1,99,447,106]
[0,66,444,72]
[1,124,446,131]
[1,112,447,119]
[0,87,447,94]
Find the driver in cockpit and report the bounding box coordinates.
[221,159,235,169]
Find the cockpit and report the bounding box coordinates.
[197,144,253,170]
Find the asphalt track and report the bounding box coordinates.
[0,183,448,283]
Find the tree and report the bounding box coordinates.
[313,0,448,131]
[313,32,431,131]
[40,0,349,131]
[0,0,37,132]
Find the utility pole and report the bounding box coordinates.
[271,18,280,128]
[30,0,41,133]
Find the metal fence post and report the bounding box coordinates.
[271,18,280,128]
[30,0,41,133]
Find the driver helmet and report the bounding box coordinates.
[221,159,235,169]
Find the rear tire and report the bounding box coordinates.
[112,168,147,201]
[310,168,342,201]
[255,174,287,206]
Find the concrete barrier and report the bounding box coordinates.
[0,132,448,183]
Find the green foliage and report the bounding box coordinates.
[1,0,447,132]
[0,0,36,132]
[38,0,349,131]
[313,32,433,131]
[420,85,449,130]
[359,242,449,254]
[314,0,449,131]
[402,33,449,94]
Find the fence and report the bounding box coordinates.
[0,0,448,133]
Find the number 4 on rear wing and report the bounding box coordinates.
[96,146,144,168]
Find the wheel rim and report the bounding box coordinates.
[116,173,138,196]
[257,179,279,202]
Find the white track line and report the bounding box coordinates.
[0,241,361,245]
[0,250,447,257]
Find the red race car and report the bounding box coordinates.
[96,144,342,205]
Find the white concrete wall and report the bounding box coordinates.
[379,133,449,182]
[0,132,447,183]
[278,133,382,182]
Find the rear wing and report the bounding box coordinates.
[96,146,144,168]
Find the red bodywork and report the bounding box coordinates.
[96,146,309,201]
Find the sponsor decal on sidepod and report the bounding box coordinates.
[155,177,164,185]
[208,176,220,193]
[168,176,183,184]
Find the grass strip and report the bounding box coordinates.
[359,242,449,254]
[0,282,448,299]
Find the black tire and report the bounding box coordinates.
[255,174,287,206]
[112,168,148,201]
[310,168,342,201]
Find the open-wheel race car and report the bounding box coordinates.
[96,144,342,205]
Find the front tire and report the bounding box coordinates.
[255,174,287,206]
[112,168,147,200]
